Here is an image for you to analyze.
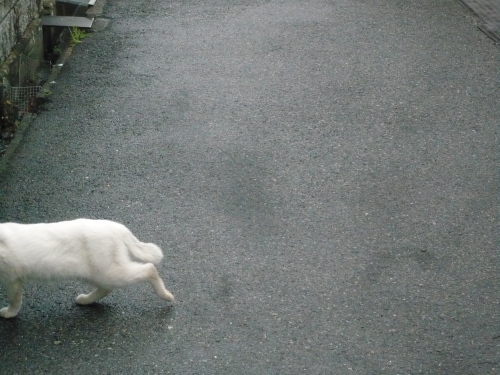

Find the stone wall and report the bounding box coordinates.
[0,0,42,64]
[0,0,47,153]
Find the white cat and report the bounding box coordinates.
[0,219,174,318]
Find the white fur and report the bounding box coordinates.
[0,219,174,318]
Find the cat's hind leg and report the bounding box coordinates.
[0,279,24,318]
[147,265,175,302]
[121,263,175,302]
[76,287,112,305]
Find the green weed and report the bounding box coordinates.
[69,27,88,45]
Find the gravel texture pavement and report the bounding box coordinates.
[0,0,499,374]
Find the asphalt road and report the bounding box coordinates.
[0,0,499,374]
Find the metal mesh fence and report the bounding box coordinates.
[1,55,51,118]
[19,55,39,86]
[18,55,53,87]
[4,85,42,115]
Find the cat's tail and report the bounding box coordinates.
[125,235,164,264]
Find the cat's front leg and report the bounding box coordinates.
[0,280,24,318]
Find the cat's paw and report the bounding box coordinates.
[0,307,19,318]
[75,294,93,305]
[164,291,175,302]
